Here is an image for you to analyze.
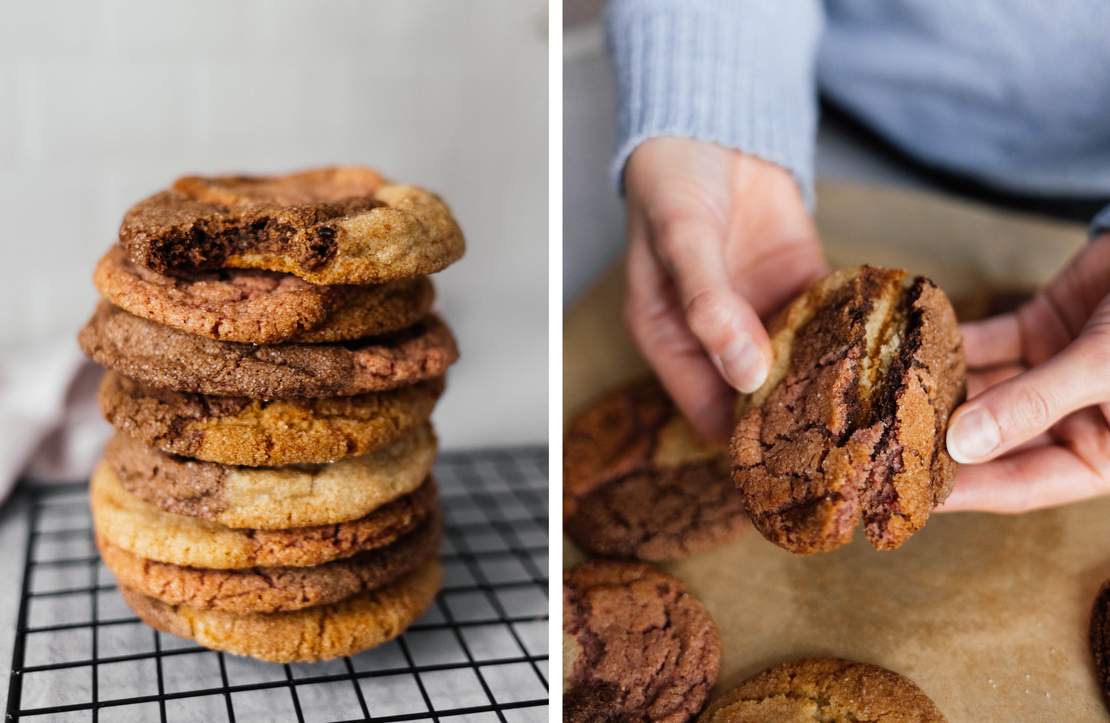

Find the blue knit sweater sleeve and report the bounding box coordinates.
[605,0,824,207]
[1092,205,1110,238]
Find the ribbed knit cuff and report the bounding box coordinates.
[606,0,823,209]
[1091,204,1110,239]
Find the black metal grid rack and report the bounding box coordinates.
[5,447,549,722]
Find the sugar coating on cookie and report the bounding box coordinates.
[94,245,435,344]
[79,301,459,398]
[564,378,745,560]
[563,560,721,722]
[119,166,465,285]
[121,558,443,663]
[100,371,444,467]
[98,512,441,614]
[731,266,964,554]
[698,658,946,722]
[90,461,437,569]
[104,424,436,529]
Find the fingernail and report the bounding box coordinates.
[718,335,768,393]
[947,406,1001,463]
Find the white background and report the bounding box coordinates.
[0,0,549,449]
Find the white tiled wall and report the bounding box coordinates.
[0,0,549,448]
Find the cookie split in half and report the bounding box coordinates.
[698,658,945,722]
[120,166,465,285]
[564,378,746,560]
[563,560,721,722]
[730,266,965,554]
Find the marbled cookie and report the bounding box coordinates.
[79,302,458,398]
[95,245,434,343]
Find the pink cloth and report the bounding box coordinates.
[0,340,109,501]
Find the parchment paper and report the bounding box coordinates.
[564,182,1105,721]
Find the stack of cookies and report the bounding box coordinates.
[78,167,464,662]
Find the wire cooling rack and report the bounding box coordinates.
[4,447,549,722]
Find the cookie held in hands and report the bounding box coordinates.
[564,378,746,560]
[699,658,945,722]
[563,560,720,723]
[731,266,965,554]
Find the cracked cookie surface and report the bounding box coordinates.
[79,301,458,398]
[698,658,946,722]
[104,424,435,529]
[120,558,442,663]
[100,371,444,467]
[563,560,720,723]
[90,460,437,569]
[95,245,435,343]
[119,166,465,285]
[564,378,746,560]
[98,512,441,614]
[730,266,964,554]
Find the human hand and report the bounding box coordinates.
[622,137,826,443]
[942,234,1110,513]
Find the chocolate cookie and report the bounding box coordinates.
[564,378,745,560]
[119,166,465,285]
[698,658,946,722]
[1090,581,1110,711]
[563,560,720,722]
[100,371,443,467]
[104,425,435,530]
[120,558,442,663]
[79,301,458,398]
[731,266,965,553]
[94,245,435,343]
[90,460,437,569]
[98,512,441,614]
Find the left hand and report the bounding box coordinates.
[941,234,1110,513]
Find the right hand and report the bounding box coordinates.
[623,137,827,443]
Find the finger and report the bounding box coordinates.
[961,314,1022,368]
[651,217,771,393]
[946,335,1110,463]
[626,233,735,443]
[939,444,1110,514]
[966,364,1024,400]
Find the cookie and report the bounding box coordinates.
[94,245,435,343]
[120,558,442,663]
[100,371,443,467]
[98,512,441,614]
[79,301,459,398]
[119,166,465,285]
[1090,581,1110,711]
[731,266,965,553]
[564,378,745,560]
[90,460,437,569]
[698,658,946,722]
[104,424,435,530]
[563,560,720,723]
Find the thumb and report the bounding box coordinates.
[652,217,772,393]
[946,334,1109,463]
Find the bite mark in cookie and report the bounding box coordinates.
[79,302,458,399]
[564,378,745,560]
[563,560,720,723]
[94,245,434,343]
[119,166,465,285]
[730,266,965,554]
